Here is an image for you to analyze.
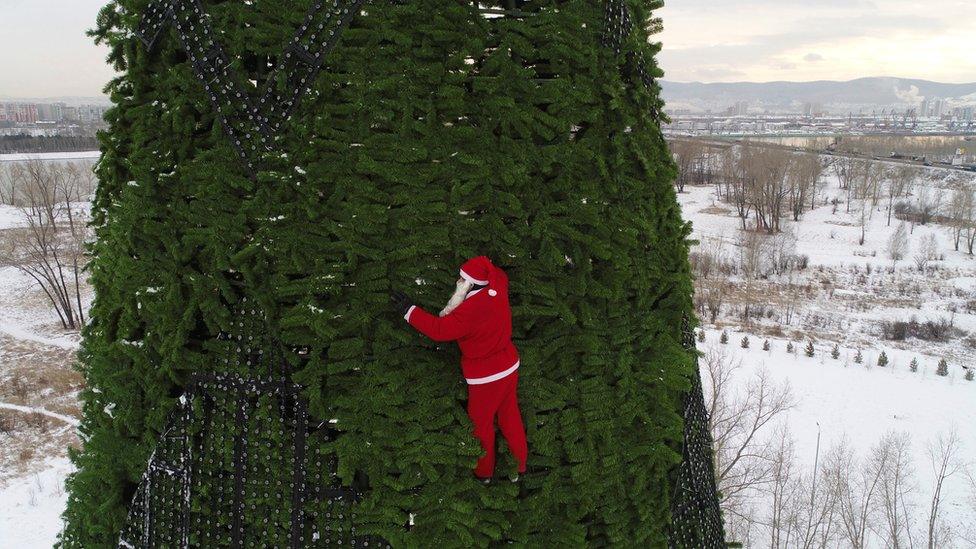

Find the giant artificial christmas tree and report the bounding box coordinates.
[60,1,724,547]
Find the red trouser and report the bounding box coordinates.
[467,371,528,479]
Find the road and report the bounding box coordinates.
[667,135,976,172]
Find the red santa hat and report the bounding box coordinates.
[459,256,508,297]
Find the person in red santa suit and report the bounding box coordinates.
[391,256,528,482]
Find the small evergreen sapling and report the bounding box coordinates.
[877,351,889,367]
[720,330,729,345]
[854,349,863,364]
[965,368,974,382]
[786,342,795,354]
[740,337,750,349]
[697,330,706,343]
[762,340,770,352]
[804,341,815,357]
[937,358,949,377]
[910,358,919,372]
[831,344,840,360]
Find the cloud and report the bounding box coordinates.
[894,85,923,103]
[658,1,975,82]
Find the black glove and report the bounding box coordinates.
[390,290,412,317]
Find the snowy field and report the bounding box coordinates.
[0,459,73,548]
[0,155,89,549]
[698,331,976,545]
[2,151,976,547]
[679,158,976,545]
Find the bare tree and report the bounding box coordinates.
[858,199,870,247]
[888,222,910,266]
[874,431,917,549]
[947,189,973,252]
[671,138,707,193]
[788,153,823,221]
[962,467,976,546]
[702,349,795,510]
[832,157,862,213]
[836,439,885,549]
[916,185,944,227]
[833,156,858,192]
[764,427,802,548]
[887,166,917,226]
[914,234,939,271]
[721,146,753,230]
[742,146,795,233]
[769,227,799,276]
[0,162,15,205]
[800,441,848,549]
[0,159,90,330]
[695,278,729,324]
[782,277,805,326]
[955,189,976,255]
[691,236,731,280]
[925,430,962,549]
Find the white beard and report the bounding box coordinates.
[440,279,474,317]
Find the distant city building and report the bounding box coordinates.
[60,104,110,123]
[803,102,824,116]
[953,105,975,121]
[726,100,749,116]
[0,103,39,123]
[36,102,66,122]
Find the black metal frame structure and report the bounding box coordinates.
[118,300,386,548]
[135,0,367,174]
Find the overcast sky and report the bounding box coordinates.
[2,0,976,98]
[657,0,976,83]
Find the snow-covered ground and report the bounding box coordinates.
[680,166,976,364]
[700,331,976,541]
[0,459,72,549]
[1,156,88,548]
[680,160,976,545]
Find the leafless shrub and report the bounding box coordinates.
[695,278,730,323]
[0,410,17,433]
[914,233,940,271]
[3,376,34,399]
[915,186,944,227]
[887,222,910,264]
[24,411,52,432]
[881,316,959,342]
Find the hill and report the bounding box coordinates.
[661,77,976,113]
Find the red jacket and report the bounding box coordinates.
[405,288,520,384]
